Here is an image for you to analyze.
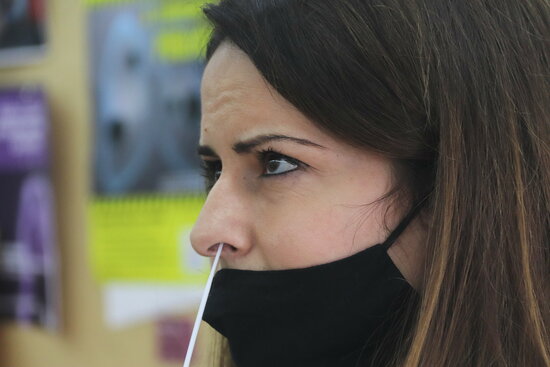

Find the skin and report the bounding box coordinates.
[190,42,425,287]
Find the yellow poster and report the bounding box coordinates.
[89,196,208,283]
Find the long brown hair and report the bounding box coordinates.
[201,0,550,366]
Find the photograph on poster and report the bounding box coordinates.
[89,0,207,195]
[0,0,47,66]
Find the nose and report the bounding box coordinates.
[190,178,253,259]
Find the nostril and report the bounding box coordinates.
[207,244,219,253]
[207,243,238,254]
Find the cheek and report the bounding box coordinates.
[257,201,372,269]
[248,161,393,269]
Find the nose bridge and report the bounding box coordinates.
[190,176,251,256]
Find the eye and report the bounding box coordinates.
[200,160,221,191]
[258,149,301,177]
[265,158,298,175]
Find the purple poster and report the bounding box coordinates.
[0,87,59,329]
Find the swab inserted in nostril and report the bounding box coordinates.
[208,243,237,253]
[182,243,224,367]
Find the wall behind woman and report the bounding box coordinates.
[0,1,210,366]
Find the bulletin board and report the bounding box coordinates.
[0,1,216,366]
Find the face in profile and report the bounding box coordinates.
[190,42,406,272]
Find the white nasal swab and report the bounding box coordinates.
[183,243,224,367]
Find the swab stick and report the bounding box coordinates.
[182,243,224,367]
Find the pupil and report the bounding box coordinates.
[267,160,280,173]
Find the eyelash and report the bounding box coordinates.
[200,160,222,192]
[200,147,305,191]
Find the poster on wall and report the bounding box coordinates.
[0,87,60,330]
[0,0,47,67]
[87,0,211,333]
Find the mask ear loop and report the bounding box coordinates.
[381,199,427,251]
[182,243,224,367]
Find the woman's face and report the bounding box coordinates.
[191,42,405,271]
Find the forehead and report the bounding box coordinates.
[201,43,267,104]
[200,42,321,143]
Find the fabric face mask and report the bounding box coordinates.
[203,214,419,367]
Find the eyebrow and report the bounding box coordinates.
[197,134,326,157]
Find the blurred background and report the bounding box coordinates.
[0,0,216,366]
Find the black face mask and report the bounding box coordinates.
[203,212,419,367]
